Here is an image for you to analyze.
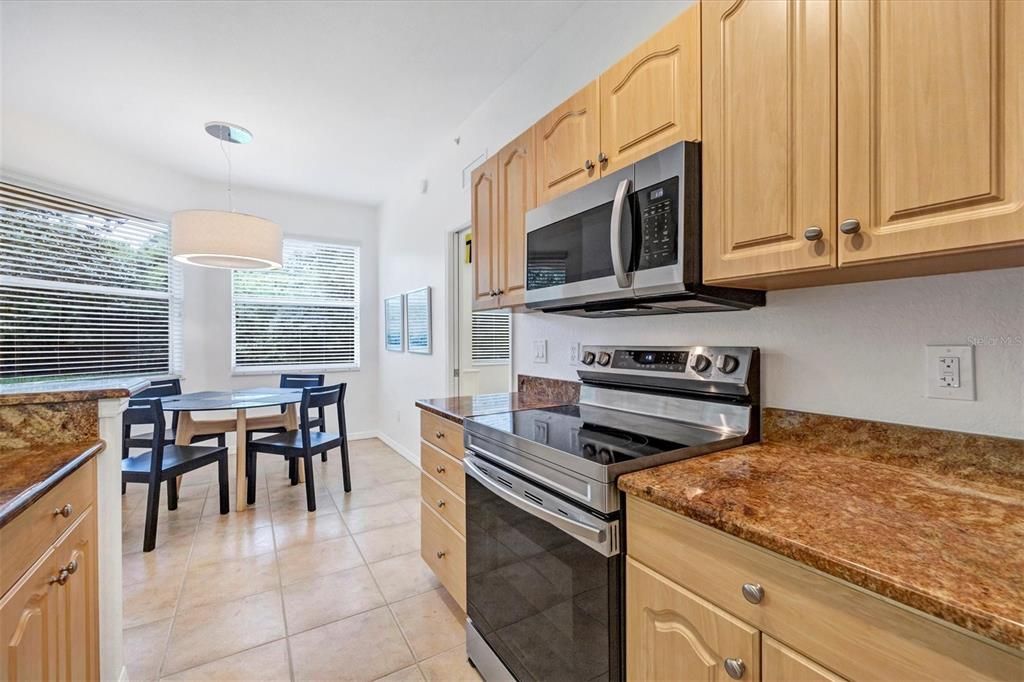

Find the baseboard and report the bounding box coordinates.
[119,665,129,682]
[346,430,378,441]
[374,431,419,467]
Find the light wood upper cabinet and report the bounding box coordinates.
[702,0,837,283]
[535,81,600,205]
[627,557,760,682]
[599,4,701,175]
[497,128,535,308]
[471,155,499,311]
[838,0,1024,265]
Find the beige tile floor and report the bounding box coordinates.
[121,438,482,682]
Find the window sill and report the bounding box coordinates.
[231,365,361,377]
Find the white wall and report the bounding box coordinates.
[2,110,381,436]
[514,268,1024,439]
[376,1,691,459]
[376,0,1024,456]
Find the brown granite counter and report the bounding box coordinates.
[0,377,150,406]
[619,408,1024,650]
[0,440,105,528]
[416,374,580,424]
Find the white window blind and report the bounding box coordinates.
[0,183,183,385]
[232,238,359,372]
[471,310,511,364]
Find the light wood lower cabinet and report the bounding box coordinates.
[0,472,99,682]
[418,409,466,611]
[627,557,759,682]
[626,496,1023,682]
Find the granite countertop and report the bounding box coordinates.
[619,409,1024,650]
[415,392,571,425]
[0,440,105,528]
[0,377,151,406]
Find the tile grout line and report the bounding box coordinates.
[266,466,300,682]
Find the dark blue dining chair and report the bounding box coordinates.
[122,398,229,551]
[121,378,226,494]
[246,384,350,512]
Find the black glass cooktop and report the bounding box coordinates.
[468,404,728,465]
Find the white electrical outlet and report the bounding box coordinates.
[926,345,975,400]
[569,342,582,365]
[533,339,548,364]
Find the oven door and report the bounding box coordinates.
[464,454,622,682]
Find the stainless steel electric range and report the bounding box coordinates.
[462,345,761,681]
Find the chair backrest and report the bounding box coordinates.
[280,374,325,417]
[299,383,346,446]
[133,378,183,431]
[122,398,166,475]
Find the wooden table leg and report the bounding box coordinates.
[174,411,197,492]
[236,409,248,511]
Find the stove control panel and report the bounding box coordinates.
[580,345,758,391]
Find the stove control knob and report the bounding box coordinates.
[716,354,740,374]
[581,351,596,366]
[596,352,612,366]
[690,353,712,372]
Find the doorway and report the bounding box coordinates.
[450,226,512,396]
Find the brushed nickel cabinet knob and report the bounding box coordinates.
[435,465,446,474]
[53,504,73,518]
[840,218,861,235]
[804,226,823,241]
[436,499,446,509]
[724,658,746,680]
[584,159,595,171]
[436,550,446,559]
[64,559,78,576]
[741,583,764,604]
[49,570,70,586]
[435,431,445,439]
[597,152,608,163]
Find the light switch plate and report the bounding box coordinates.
[926,345,975,400]
[533,339,548,364]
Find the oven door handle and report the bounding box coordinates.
[464,457,617,556]
[610,178,634,289]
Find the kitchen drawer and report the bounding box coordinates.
[421,472,465,536]
[626,496,1023,682]
[421,502,466,610]
[1,459,96,596]
[420,442,465,499]
[419,410,464,460]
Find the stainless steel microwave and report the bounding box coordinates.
[524,142,764,316]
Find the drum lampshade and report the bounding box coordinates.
[171,210,282,270]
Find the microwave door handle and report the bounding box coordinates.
[610,178,634,289]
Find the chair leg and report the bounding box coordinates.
[321,451,328,462]
[246,450,258,505]
[218,456,230,514]
[122,480,127,495]
[166,478,179,511]
[303,453,317,512]
[340,437,352,494]
[289,458,299,486]
[142,479,161,552]
[218,433,226,448]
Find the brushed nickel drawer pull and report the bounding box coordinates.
[741,583,764,604]
[436,550,446,559]
[435,431,445,439]
[435,465,446,474]
[436,499,446,509]
[53,503,73,518]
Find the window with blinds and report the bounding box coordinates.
[0,183,183,385]
[471,310,511,364]
[232,239,359,372]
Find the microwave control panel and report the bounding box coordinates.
[637,176,679,271]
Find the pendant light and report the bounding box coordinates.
[172,122,282,270]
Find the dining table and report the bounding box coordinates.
[160,388,303,511]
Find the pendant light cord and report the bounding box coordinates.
[219,138,233,212]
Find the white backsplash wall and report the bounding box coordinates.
[513,267,1024,439]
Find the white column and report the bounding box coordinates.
[96,396,127,682]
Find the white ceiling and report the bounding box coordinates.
[1,0,583,205]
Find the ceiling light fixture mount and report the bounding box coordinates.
[172,121,282,270]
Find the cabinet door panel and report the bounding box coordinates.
[497,128,535,307]
[702,0,837,282]
[0,548,58,681]
[763,636,846,682]
[535,81,600,204]
[627,557,759,682]
[471,156,499,311]
[56,508,98,682]
[839,0,1024,264]
[599,5,700,174]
